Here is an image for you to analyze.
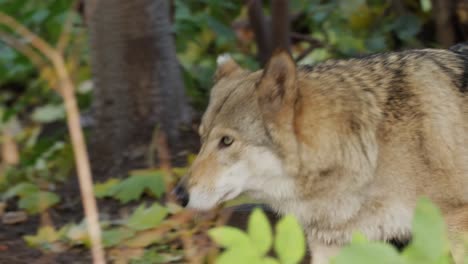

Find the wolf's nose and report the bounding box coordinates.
[172,182,189,207]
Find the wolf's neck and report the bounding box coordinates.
[266,188,413,245]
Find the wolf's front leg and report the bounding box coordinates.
[309,240,343,264]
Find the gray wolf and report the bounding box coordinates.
[174,48,468,263]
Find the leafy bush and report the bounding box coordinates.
[333,198,457,264]
[208,198,468,264]
[209,208,306,264]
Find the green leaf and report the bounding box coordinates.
[31,104,65,123]
[66,221,90,246]
[18,191,60,214]
[420,0,432,12]
[108,172,165,203]
[94,178,120,198]
[205,16,235,43]
[262,257,280,264]
[216,247,261,264]
[392,14,422,41]
[209,226,252,249]
[24,226,61,247]
[3,182,39,200]
[274,215,306,264]
[402,197,451,263]
[126,203,168,231]
[339,0,365,18]
[248,208,272,255]
[131,250,164,264]
[102,227,136,247]
[332,241,402,264]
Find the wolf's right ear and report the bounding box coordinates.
[214,54,242,82]
[256,50,297,116]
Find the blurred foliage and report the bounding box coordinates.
[332,198,465,264]
[209,208,306,264]
[0,0,88,215]
[176,0,434,110]
[94,170,167,204]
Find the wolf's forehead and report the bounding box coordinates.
[200,73,261,136]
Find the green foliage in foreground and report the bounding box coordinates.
[209,198,468,264]
[20,178,468,264]
[209,208,306,264]
[333,198,454,264]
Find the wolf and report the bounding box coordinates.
[174,48,468,263]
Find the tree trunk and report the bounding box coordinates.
[85,0,191,180]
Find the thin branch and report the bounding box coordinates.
[290,32,326,62]
[295,45,316,62]
[0,30,47,69]
[0,12,57,61]
[271,0,291,52]
[246,0,272,66]
[52,49,106,264]
[290,32,323,47]
[0,11,106,264]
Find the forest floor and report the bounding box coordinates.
[0,127,300,264]
[0,128,202,264]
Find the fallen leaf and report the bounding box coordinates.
[102,227,135,247]
[108,173,165,203]
[94,178,120,198]
[2,211,28,224]
[126,203,168,231]
[19,191,60,214]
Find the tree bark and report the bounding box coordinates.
[86,0,191,179]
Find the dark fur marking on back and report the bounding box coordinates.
[428,57,461,91]
[457,54,468,93]
[383,61,417,121]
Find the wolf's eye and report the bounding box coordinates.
[220,136,234,147]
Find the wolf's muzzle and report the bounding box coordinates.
[172,182,189,207]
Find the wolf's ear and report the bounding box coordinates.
[214,54,242,82]
[256,50,297,114]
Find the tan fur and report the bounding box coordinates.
[180,49,468,263]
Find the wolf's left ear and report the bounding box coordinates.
[256,50,297,114]
[214,54,242,82]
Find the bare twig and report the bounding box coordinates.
[52,49,106,264]
[290,32,325,62]
[0,31,47,69]
[0,11,105,264]
[295,45,316,62]
[290,32,323,47]
[271,0,290,52]
[0,12,57,60]
[156,131,172,173]
[246,0,272,66]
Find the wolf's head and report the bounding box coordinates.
[173,51,300,210]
